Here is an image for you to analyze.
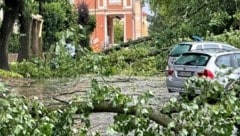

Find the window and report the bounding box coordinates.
[233,53,240,67]
[216,54,232,67]
[174,53,209,66]
[110,0,121,3]
[169,44,192,57]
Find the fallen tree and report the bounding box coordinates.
[103,36,152,54]
[52,97,173,128]
[2,77,240,135]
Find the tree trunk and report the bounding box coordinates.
[31,14,43,58]
[38,19,43,58]
[17,17,33,62]
[0,0,22,70]
[52,98,173,128]
[17,0,32,62]
[31,19,39,57]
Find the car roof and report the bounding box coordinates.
[183,49,240,56]
[179,41,232,45]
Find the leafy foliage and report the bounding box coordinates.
[42,0,78,51]
[9,34,20,53]
[77,1,96,48]
[206,29,240,48]
[11,58,52,78]
[113,19,124,43]
[77,1,89,25]
[0,83,81,135]
[2,72,240,135]
[11,41,167,78]
[161,77,240,135]
[0,69,23,78]
[146,0,240,47]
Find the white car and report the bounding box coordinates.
[166,49,240,93]
[166,41,237,75]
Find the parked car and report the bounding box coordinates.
[166,41,237,75]
[166,49,240,93]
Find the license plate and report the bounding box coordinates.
[178,71,193,77]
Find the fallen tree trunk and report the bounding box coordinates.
[51,98,173,128]
[103,36,152,54]
[91,101,173,127]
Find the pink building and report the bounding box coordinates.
[74,0,146,52]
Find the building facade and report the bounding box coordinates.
[74,0,146,52]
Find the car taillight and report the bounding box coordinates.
[197,69,214,79]
[168,69,174,76]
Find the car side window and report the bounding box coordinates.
[216,54,232,68]
[233,53,240,67]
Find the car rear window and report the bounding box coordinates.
[169,44,192,57]
[174,53,210,66]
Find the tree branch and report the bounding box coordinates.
[52,98,173,128]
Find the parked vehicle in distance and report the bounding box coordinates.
[166,41,237,75]
[166,49,240,93]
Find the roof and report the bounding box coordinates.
[185,48,240,56]
[179,41,230,45]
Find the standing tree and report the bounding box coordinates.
[0,0,22,70]
[17,0,35,61]
[145,0,240,47]
[77,1,96,48]
[42,0,78,51]
[113,18,124,43]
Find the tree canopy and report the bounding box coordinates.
[146,0,240,46]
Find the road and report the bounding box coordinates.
[10,75,179,135]
[86,76,178,135]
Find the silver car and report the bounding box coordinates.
[166,49,240,93]
[166,41,237,75]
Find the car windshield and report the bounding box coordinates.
[174,53,210,66]
[169,44,192,57]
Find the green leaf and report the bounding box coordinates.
[168,121,175,129]
[0,99,10,107]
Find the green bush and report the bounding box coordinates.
[0,83,82,135]
[161,77,240,135]
[206,29,240,48]
[10,59,52,78]
[9,34,20,53]
[11,42,166,78]
[42,1,78,51]
[0,69,23,78]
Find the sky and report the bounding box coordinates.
[142,3,153,15]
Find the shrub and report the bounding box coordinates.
[0,69,23,78]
